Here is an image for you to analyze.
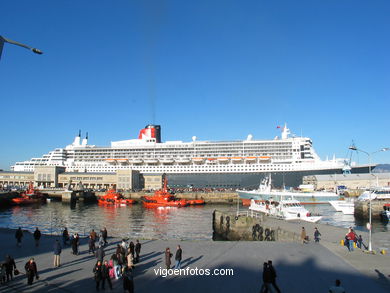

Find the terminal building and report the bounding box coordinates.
[303,173,390,190]
[0,166,163,191]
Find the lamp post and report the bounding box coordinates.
[0,35,43,59]
[348,146,390,252]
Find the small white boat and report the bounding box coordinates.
[329,199,355,215]
[249,198,322,223]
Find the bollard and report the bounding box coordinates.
[353,242,357,248]
[380,249,386,255]
[340,239,344,246]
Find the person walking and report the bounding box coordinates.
[300,227,307,244]
[123,265,134,293]
[129,241,135,259]
[135,240,141,263]
[174,245,182,269]
[102,260,113,290]
[71,233,80,255]
[89,235,96,254]
[90,229,97,243]
[93,260,103,291]
[15,227,23,247]
[314,227,321,243]
[96,245,105,263]
[62,227,70,246]
[346,229,356,252]
[53,239,62,268]
[165,247,172,269]
[4,255,16,282]
[260,262,274,293]
[33,227,41,247]
[329,279,345,293]
[24,258,39,285]
[126,248,134,269]
[268,260,281,293]
[101,227,108,246]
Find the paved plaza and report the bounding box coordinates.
[0,226,389,293]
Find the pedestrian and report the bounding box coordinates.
[300,227,307,244]
[329,279,345,293]
[96,245,105,263]
[135,240,141,263]
[268,260,281,293]
[15,227,23,247]
[62,227,70,246]
[346,229,356,252]
[88,235,96,254]
[0,263,6,285]
[101,227,108,246]
[260,262,274,293]
[126,248,134,269]
[314,227,321,243]
[93,260,103,291]
[53,239,62,268]
[111,253,121,279]
[90,229,97,243]
[123,265,134,293]
[174,245,182,269]
[165,247,172,269]
[33,227,41,247]
[121,238,128,250]
[24,258,39,285]
[4,255,16,282]
[72,233,80,255]
[357,235,364,250]
[129,241,135,258]
[102,260,113,290]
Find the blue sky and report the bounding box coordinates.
[1,0,389,170]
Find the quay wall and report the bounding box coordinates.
[354,200,390,220]
[213,210,301,241]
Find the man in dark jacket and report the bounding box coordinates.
[101,260,112,290]
[53,239,62,268]
[93,260,103,291]
[4,255,16,281]
[89,235,96,254]
[174,245,182,269]
[15,228,23,247]
[101,227,108,246]
[24,258,38,285]
[135,240,141,263]
[123,265,134,293]
[33,227,41,247]
[268,260,281,293]
[62,228,69,246]
[96,245,105,263]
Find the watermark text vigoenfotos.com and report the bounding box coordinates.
[154,267,234,278]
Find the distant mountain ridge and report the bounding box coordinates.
[373,164,390,173]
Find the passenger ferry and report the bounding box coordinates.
[11,124,371,188]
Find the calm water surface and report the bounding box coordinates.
[0,202,387,240]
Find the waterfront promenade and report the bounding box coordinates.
[0,227,389,293]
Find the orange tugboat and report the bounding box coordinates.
[11,183,46,205]
[142,178,189,208]
[98,188,135,206]
[142,178,205,208]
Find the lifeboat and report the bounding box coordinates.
[177,158,191,164]
[259,156,271,161]
[206,158,217,164]
[245,157,257,163]
[217,157,229,163]
[105,159,117,164]
[11,183,46,205]
[129,158,143,164]
[117,159,128,165]
[231,157,243,163]
[144,158,159,164]
[192,157,205,164]
[142,178,189,208]
[161,158,175,164]
[98,189,135,206]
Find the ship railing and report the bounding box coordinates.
[236,210,263,219]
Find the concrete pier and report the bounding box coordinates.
[354,200,390,220]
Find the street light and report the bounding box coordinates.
[0,35,43,59]
[348,145,390,252]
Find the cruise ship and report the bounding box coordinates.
[12,124,371,188]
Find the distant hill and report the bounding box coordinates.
[373,164,390,173]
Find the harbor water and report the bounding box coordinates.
[0,202,387,240]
